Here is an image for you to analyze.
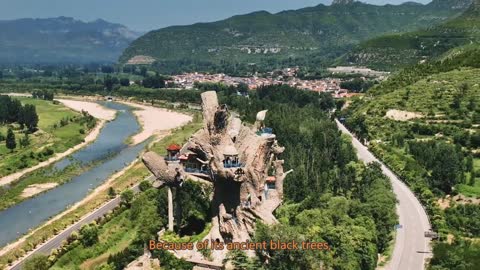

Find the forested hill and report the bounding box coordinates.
[340,3,480,267]
[120,0,470,74]
[0,17,141,64]
[343,0,480,70]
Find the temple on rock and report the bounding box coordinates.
[141,91,292,264]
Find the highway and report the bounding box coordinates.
[8,175,154,270]
[335,119,431,270]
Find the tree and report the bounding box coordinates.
[101,65,115,74]
[6,128,16,152]
[453,131,469,147]
[469,169,476,186]
[23,104,39,132]
[32,90,54,100]
[450,92,462,109]
[430,143,463,193]
[104,75,116,91]
[17,106,25,129]
[108,187,116,198]
[6,98,22,123]
[140,66,148,77]
[120,78,130,87]
[224,250,260,270]
[139,180,152,192]
[430,240,480,270]
[142,74,165,89]
[79,223,99,246]
[19,132,30,148]
[121,189,134,206]
[136,199,161,242]
[467,96,476,111]
[23,254,50,270]
[471,131,480,148]
[466,155,474,172]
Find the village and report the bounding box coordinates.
[169,66,386,98]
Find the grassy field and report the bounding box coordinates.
[0,97,91,177]
[0,115,202,269]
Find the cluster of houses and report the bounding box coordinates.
[169,72,347,96]
[167,66,385,98]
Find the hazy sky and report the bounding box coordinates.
[0,0,431,31]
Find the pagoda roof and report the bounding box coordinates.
[167,144,181,151]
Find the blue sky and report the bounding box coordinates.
[0,0,431,31]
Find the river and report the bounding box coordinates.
[0,102,147,247]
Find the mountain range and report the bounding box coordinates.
[120,0,472,73]
[0,17,142,64]
[343,0,480,70]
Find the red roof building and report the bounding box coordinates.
[166,144,181,152]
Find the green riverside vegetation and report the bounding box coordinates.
[0,95,96,178]
[0,116,202,269]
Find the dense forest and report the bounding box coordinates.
[221,85,396,269]
[0,95,39,132]
[408,141,464,194]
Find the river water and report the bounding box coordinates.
[0,102,147,247]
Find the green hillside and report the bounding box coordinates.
[340,5,480,264]
[344,0,480,70]
[345,68,480,140]
[120,0,470,74]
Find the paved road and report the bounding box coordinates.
[8,175,154,270]
[335,120,431,270]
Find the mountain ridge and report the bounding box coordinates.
[119,0,472,73]
[0,17,142,64]
[342,0,479,70]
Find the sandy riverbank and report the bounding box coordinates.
[119,101,192,145]
[56,96,193,145]
[56,99,116,121]
[21,183,59,198]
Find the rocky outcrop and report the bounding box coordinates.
[142,91,290,262]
